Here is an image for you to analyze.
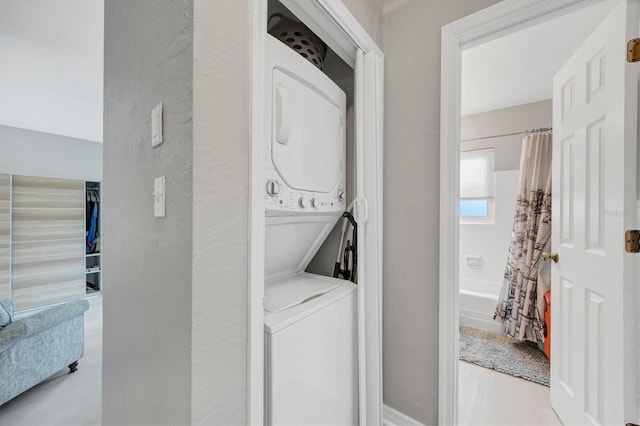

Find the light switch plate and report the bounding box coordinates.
[151,103,163,147]
[153,176,166,218]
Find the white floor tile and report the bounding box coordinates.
[459,361,562,426]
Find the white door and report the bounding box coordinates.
[551,0,638,424]
[355,48,384,426]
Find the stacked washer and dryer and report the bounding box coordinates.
[263,33,358,425]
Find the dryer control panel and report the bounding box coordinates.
[264,173,346,213]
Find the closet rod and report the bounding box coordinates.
[460,127,552,143]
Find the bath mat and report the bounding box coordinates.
[459,326,550,386]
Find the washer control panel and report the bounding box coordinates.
[264,176,345,213]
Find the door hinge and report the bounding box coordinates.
[627,38,640,62]
[625,230,640,253]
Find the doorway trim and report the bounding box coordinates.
[249,1,384,424]
[438,1,609,424]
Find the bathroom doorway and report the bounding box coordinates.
[441,1,639,424]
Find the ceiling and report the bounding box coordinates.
[461,1,616,117]
[0,0,104,142]
[0,1,616,138]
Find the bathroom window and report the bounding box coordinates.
[460,148,495,224]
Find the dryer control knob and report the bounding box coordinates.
[310,198,317,208]
[298,197,307,209]
[337,190,345,201]
[266,180,280,197]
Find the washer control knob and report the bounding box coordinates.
[337,190,345,201]
[266,180,280,197]
[298,197,307,209]
[311,198,317,208]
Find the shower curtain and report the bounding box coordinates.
[494,132,552,343]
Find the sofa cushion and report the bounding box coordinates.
[0,300,14,329]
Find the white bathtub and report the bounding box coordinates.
[459,278,503,333]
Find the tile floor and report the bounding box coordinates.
[459,360,562,425]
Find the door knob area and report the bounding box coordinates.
[543,252,559,263]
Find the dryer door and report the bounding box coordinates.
[271,69,344,193]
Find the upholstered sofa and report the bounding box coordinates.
[0,298,90,405]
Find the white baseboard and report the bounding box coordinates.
[383,404,425,426]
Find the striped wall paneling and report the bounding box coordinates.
[0,174,9,300]
[10,175,85,310]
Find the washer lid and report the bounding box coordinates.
[264,273,340,313]
[264,273,357,334]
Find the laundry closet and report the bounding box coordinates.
[261,1,360,424]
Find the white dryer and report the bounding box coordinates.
[264,33,346,217]
[263,34,357,425]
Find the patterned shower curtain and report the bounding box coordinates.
[494,132,552,343]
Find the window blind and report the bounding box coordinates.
[460,148,495,199]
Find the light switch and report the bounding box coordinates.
[151,103,163,147]
[153,176,166,218]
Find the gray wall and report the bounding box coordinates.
[190,0,250,423]
[461,99,552,171]
[382,0,499,423]
[102,1,194,424]
[343,0,383,47]
[0,125,102,181]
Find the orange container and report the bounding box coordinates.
[543,291,551,359]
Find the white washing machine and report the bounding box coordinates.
[263,34,357,425]
[264,275,358,426]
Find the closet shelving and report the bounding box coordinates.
[85,181,101,295]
